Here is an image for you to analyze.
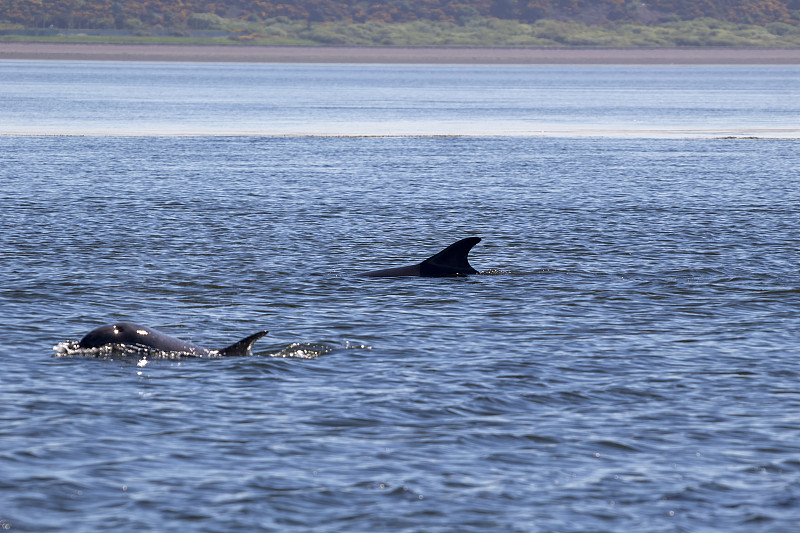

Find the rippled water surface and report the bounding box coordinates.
[2,61,799,137]
[2,62,800,532]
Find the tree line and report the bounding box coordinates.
[1,0,797,30]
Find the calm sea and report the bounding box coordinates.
[2,60,800,532]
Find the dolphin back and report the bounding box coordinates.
[217,330,270,357]
[78,322,210,355]
[419,237,481,277]
[77,323,268,358]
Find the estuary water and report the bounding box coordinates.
[2,60,800,138]
[2,60,800,532]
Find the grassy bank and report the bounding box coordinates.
[2,17,800,48]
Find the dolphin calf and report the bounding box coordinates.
[76,322,269,357]
[358,237,482,277]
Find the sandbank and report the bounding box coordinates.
[1,42,800,64]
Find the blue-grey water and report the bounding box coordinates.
[2,61,800,532]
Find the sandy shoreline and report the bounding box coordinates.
[2,42,800,64]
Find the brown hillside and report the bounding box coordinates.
[1,0,797,29]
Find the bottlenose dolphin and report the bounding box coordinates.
[358,237,482,277]
[76,322,269,357]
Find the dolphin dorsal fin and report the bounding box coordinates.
[419,237,481,277]
[218,330,269,357]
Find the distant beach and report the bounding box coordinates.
[2,42,800,64]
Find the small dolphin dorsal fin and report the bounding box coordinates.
[218,330,269,357]
[419,237,481,277]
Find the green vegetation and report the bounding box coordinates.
[2,16,800,47]
[1,0,799,47]
[0,33,316,46]
[299,17,800,47]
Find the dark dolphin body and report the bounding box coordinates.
[358,237,482,277]
[77,322,269,357]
